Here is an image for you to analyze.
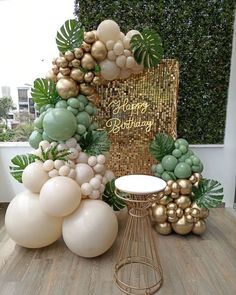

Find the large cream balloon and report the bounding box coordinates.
[97,20,120,43]
[126,30,141,39]
[22,162,49,193]
[40,176,81,217]
[5,190,62,248]
[75,163,94,185]
[62,199,118,257]
[100,59,120,80]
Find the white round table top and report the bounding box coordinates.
[115,175,166,195]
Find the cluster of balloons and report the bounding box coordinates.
[5,139,118,257]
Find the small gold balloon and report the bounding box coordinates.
[159,195,172,206]
[191,208,200,218]
[71,59,81,68]
[81,53,96,70]
[91,40,107,62]
[52,57,57,65]
[56,77,79,99]
[81,41,91,52]
[74,48,84,59]
[185,214,194,223]
[177,179,192,195]
[167,209,176,218]
[192,202,209,219]
[167,202,177,210]
[176,208,183,218]
[155,222,172,235]
[52,64,59,74]
[168,216,178,223]
[185,207,192,215]
[70,68,84,82]
[59,67,70,76]
[87,93,100,106]
[171,182,180,193]
[157,191,164,199]
[164,185,172,195]
[84,31,96,44]
[64,51,75,62]
[80,83,95,96]
[46,70,57,82]
[193,217,199,223]
[92,76,102,85]
[194,173,202,181]
[56,56,68,68]
[167,180,174,187]
[192,220,206,235]
[175,195,191,209]
[84,72,94,83]
[171,192,179,199]
[56,72,64,80]
[172,215,193,235]
[152,205,167,223]
[189,175,197,184]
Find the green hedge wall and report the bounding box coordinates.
[75,0,235,144]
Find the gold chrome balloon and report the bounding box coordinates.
[152,205,167,223]
[59,67,71,76]
[46,70,57,82]
[167,209,176,218]
[171,182,180,193]
[81,53,96,70]
[177,179,192,195]
[56,56,68,68]
[92,76,102,85]
[56,77,79,99]
[185,214,194,223]
[171,192,179,199]
[175,195,191,209]
[56,72,64,80]
[91,41,107,62]
[167,180,174,187]
[191,201,209,219]
[74,48,84,59]
[191,208,200,218]
[192,220,206,235]
[168,216,178,223]
[81,41,91,52]
[80,83,95,96]
[184,207,192,215]
[84,72,94,83]
[70,68,84,82]
[176,208,183,218]
[159,195,172,206]
[164,186,171,195]
[189,175,197,184]
[87,93,100,106]
[155,222,172,235]
[84,31,96,44]
[64,51,75,62]
[172,215,193,235]
[167,203,177,210]
[71,59,81,68]
[52,65,59,74]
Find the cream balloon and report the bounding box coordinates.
[107,50,116,61]
[97,20,121,43]
[126,30,141,39]
[62,199,118,257]
[5,190,62,248]
[119,69,132,79]
[75,163,94,185]
[22,162,49,193]
[100,59,120,80]
[116,55,126,68]
[40,176,81,217]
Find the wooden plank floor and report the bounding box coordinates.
[0,204,236,295]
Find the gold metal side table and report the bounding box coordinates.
[114,175,166,295]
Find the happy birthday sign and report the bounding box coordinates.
[97,60,179,175]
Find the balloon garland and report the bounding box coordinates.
[149,133,224,235]
[6,19,163,256]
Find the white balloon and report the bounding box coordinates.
[93,163,105,174]
[120,32,125,39]
[123,37,131,49]
[62,200,118,257]
[54,159,64,170]
[48,169,59,178]
[66,137,77,148]
[88,156,97,167]
[58,165,70,176]
[100,59,120,81]
[22,162,49,193]
[97,20,121,43]
[39,140,50,149]
[113,42,124,56]
[5,190,62,248]
[40,176,81,217]
[75,163,94,185]
[97,154,106,164]
[76,152,89,164]
[81,182,93,196]
[106,40,115,50]
[124,49,132,57]
[104,170,115,181]
[126,30,141,39]
[90,177,101,189]
[119,68,132,80]
[68,168,76,179]
[107,50,117,61]
[43,159,54,171]
[116,55,126,68]
[126,56,135,69]
[89,190,100,199]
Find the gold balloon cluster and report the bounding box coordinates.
[151,173,209,235]
[46,31,107,105]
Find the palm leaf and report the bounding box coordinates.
[130,29,163,68]
[192,179,223,208]
[79,131,110,156]
[102,179,125,211]
[31,78,59,107]
[9,154,36,183]
[149,133,175,162]
[56,19,84,53]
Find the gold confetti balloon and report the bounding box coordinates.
[155,222,172,235]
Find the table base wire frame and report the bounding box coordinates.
[114,192,163,295]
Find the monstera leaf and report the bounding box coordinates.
[102,179,125,211]
[31,78,59,107]
[149,133,175,162]
[192,179,223,208]
[56,19,84,53]
[79,131,110,156]
[9,154,36,183]
[130,29,163,68]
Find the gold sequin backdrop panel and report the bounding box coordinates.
[97,59,179,176]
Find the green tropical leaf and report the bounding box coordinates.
[149,133,175,162]
[9,154,36,183]
[192,179,223,208]
[31,78,59,107]
[79,130,110,155]
[130,29,163,68]
[56,19,84,53]
[102,179,125,211]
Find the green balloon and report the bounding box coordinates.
[174,162,192,179]
[76,111,91,128]
[85,105,94,115]
[77,124,86,135]
[67,106,79,115]
[42,131,53,142]
[162,155,178,172]
[155,163,164,174]
[67,98,80,109]
[78,95,88,105]
[29,130,43,149]
[43,109,77,141]
[34,117,43,129]
[55,100,68,109]
[175,138,189,148]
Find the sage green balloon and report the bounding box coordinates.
[43,109,77,141]
[76,111,91,128]
[67,98,80,108]
[174,162,192,178]
[55,100,68,109]
[29,130,43,149]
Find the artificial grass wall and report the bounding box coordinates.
[75,0,235,143]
